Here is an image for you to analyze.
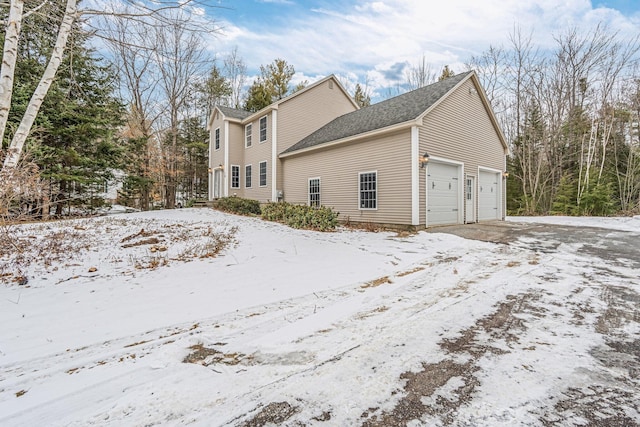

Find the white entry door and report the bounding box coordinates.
[213,169,223,199]
[465,176,476,223]
[427,162,460,226]
[479,170,500,221]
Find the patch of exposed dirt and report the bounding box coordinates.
[440,294,538,356]
[121,237,161,248]
[595,284,640,337]
[361,359,479,427]
[312,411,332,422]
[1,219,238,284]
[240,402,298,427]
[396,266,425,277]
[182,344,244,366]
[551,281,640,425]
[541,386,640,426]
[361,276,392,288]
[361,293,538,426]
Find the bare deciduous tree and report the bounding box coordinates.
[405,54,437,90]
[101,12,161,210]
[154,10,209,208]
[223,46,247,109]
[1,0,220,170]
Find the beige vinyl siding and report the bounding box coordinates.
[241,113,273,202]
[209,113,225,200]
[282,129,413,225]
[276,79,358,191]
[419,79,506,223]
[227,123,246,198]
[278,79,358,153]
[209,117,225,168]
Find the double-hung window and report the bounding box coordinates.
[214,128,220,150]
[245,124,252,147]
[309,178,320,208]
[231,165,240,189]
[245,165,252,188]
[359,171,377,210]
[259,116,267,143]
[259,161,267,187]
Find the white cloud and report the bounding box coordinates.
[355,1,393,14]
[209,0,639,100]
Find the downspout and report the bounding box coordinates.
[411,126,420,226]
[503,148,508,220]
[271,110,278,202]
[224,120,230,197]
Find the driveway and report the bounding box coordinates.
[423,220,640,426]
[428,220,640,268]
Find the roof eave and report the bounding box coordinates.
[280,120,414,159]
[470,72,510,154]
[207,105,223,130]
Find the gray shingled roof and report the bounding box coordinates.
[217,105,252,120]
[282,71,472,155]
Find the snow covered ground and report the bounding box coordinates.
[0,209,638,426]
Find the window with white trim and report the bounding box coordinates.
[259,116,267,142]
[231,165,240,189]
[245,124,252,147]
[308,178,320,208]
[359,171,377,210]
[245,165,252,188]
[214,128,220,150]
[259,161,267,186]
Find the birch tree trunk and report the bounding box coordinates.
[0,0,25,147]
[3,0,78,169]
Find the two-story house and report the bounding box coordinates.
[207,76,358,203]
[208,71,509,228]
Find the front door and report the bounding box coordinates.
[213,169,223,199]
[465,176,476,223]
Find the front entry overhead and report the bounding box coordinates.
[427,162,460,226]
[479,169,500,221]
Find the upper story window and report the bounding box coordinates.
[231,165,240,189]
[309,178,320,208]
[245,124,252,148]
[259,116,267,143]
[359,171,377,210]
[214,128,220,150]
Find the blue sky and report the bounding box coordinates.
[206,0,640,99]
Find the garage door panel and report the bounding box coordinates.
[479,170,499,221]
[427,163,460,226]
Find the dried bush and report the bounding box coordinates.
[0,162,46,284]
[0,162,43,222]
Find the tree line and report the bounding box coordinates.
[468,25,640,215]
[1,2,638,217]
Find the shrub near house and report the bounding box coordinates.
[261,202,338,231]
[212,197,339,232]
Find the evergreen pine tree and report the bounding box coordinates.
[6,8,124,214]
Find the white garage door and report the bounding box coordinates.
[427,162,460,226]
[479,170,500,221]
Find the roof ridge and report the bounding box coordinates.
[282,71,473,155]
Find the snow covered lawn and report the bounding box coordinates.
[1,209,638,426]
